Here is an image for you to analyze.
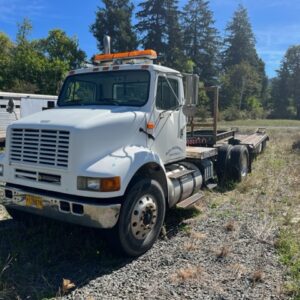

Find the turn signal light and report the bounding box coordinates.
[147,122,155,129]
[100,177,121,192]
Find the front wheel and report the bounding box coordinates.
[116,179,166,257]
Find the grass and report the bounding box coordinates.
[208,126,300,298]
[219,118,300,128]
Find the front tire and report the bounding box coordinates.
[117,179,166,257]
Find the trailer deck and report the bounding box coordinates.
[186,146,218,160]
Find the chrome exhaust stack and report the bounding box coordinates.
[103,35,111,54]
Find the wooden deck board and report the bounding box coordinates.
[186,146,218,159]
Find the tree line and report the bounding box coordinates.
[0,0,299,119]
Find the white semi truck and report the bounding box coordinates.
[0,38,268,256]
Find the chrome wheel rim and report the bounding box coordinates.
[241,154,248,177]
[130,195,158,240]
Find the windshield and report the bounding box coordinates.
[58,70,150,107]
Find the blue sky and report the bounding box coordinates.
[0,0,299,78]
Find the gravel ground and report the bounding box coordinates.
[63,199,286,300]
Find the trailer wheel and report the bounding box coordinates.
[261,140,267,153]
[230,145,249,182]
[216,145,233,183]
[116,179,166,257]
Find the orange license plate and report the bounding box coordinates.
[25,195,43,209]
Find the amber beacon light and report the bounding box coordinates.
[94,50,157,63]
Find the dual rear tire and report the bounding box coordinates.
[216,145,250,183]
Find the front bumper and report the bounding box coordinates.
[1,186,121,229]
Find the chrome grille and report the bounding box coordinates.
[10,128,70,168]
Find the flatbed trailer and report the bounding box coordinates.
[186,86,269,181]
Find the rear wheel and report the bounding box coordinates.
[216,145,233,183]
[116,179,166,257]
[261,140,267,153]
[229,145,249,182]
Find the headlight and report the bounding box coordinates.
[77,176,120,192]
[0,164,3,176]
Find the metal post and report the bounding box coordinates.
[213,86,219,145]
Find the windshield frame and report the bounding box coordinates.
[57,69,151,108]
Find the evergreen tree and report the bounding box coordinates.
[136,0,189,71]
[164,0,188,70]
[182,0,220,85]
[272,45,300,119]
[222,5,257,69]
[220,5,267,116]
[91,0,138,53]
[136,0,168,59]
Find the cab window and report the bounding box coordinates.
[156,77,179,110]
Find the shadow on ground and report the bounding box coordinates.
[0,206,199,299]
[0,216,131,299]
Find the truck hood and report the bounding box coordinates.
[9,106,148,170]
[15,106,143,129]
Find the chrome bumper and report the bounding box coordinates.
[1,187,121,229]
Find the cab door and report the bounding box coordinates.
[149,75,186,164]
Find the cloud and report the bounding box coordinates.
[0,0,46,24]
[256,25,300,49]
[255,24,300,76]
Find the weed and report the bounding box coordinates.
[277,230,300,298]
[188,231,206,240]
[216,245,231,259]
[229,263,246,279]
[224,220,236,232]
[251,269,265,283]
[170,266,202,283]
[184,241,198,251]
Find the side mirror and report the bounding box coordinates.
[184,74,199,105]
[6,99,15,114]
[183,74,199,117]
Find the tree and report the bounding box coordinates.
[221,5,267,117]
[37,29,86,69]
[10,19,43,93]
[272,45,300,119]
[222,5,257,69]
[0,32,14,90]
[91,0,138,53]
[136,0,168,58]
[220,62,262,109]
[164,0,191,71]
[182,0,220,85]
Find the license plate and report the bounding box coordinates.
[25,195,43,209]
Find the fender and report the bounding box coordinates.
[80,145,166,198]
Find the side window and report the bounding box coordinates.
[156,77,179,110]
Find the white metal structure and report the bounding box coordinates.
[0,92,57,137]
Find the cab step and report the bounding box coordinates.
[167,169,195,180]
[176,191,204,209]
